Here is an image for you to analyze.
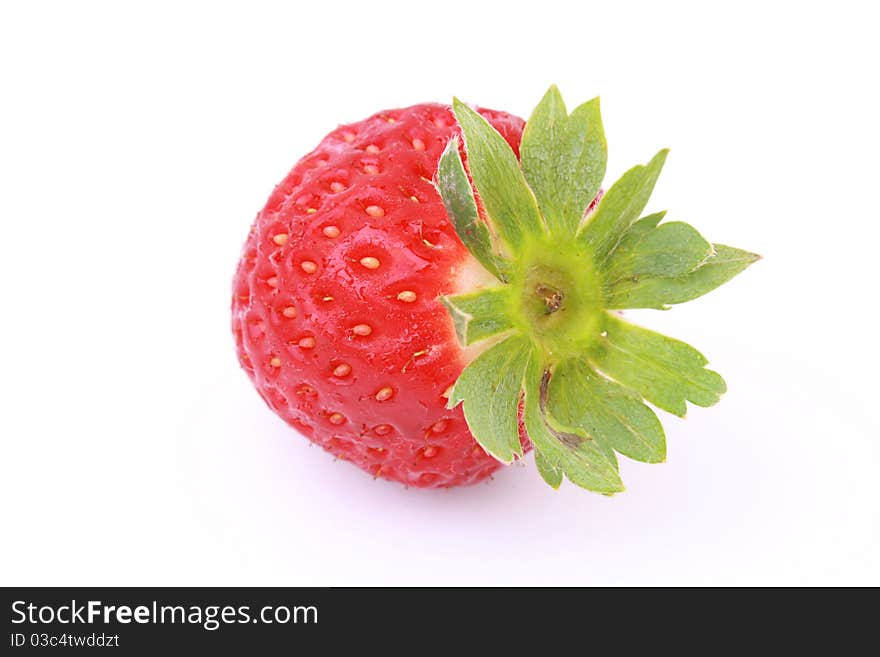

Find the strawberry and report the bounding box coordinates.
[232,87,758,492]
[232,103,525,488]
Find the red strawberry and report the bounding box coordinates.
[232,103,527,488]
[233,88,758,493]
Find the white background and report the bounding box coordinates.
[1,1,877,586]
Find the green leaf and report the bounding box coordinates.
[436,138,507,281]
[521,85,606,235]
[522,351,624,493]
[452,98,546,250]
[577,149,668,263]
[589,313,726,416]
[607,244,761,309]
[603,220,713,282]
[534,450,563,489]
[550,358,666,464]
[448,335,531,463]
[440,286,516,346]
[614,211,666,245]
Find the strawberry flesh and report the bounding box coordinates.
[232,103,528,487]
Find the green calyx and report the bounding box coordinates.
[512,239,604,359]
[437,86,759,494]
